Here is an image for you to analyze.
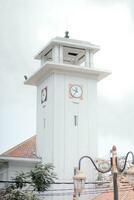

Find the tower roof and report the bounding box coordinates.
[35,37,100,60]
[25,36,111,86]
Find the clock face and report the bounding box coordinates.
[41,87,47,104]
[70,85,83,98]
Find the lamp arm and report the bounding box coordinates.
[117,151,134,173]
[78,156,111,173]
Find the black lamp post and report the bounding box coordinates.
[73,146,134,200]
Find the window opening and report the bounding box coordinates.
[74,115,78,126]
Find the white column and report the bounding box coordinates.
[85,50,90,67]
[85,50,94,68]
[41,56,47,66]
[89,51,94,67]
[59,45,63,63]
[52,45,59,63]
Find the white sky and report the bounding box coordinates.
[0,0,134,158]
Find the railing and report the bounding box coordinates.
[0,180,133,200]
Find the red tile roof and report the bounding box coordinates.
[92,190,134,200]
[92,187,134,200]
[1,135,36,158]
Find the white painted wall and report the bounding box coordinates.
[8,161,35,180]
[0,163,8,183]
[37,74,54,163]
[36,71,98,181]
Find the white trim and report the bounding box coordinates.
[0,156,41,163]
[24,62,111,86]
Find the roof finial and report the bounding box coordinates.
[65,31,69,38]
[24,75,28,80]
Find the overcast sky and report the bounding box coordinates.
[0,0,134,158]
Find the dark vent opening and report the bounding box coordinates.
[68,52,78,56]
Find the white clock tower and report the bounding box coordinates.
[25,35,110,182]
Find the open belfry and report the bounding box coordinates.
[25,34,110,184]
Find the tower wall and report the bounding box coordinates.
[36,71,98,181]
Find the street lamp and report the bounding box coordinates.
[73,146,134,200]
[73,168,86,195]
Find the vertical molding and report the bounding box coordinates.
[76,103,79,166]
[36,86,40,157]
[52,73,55,164]
[63,74,66,180]
[43,118,46,128]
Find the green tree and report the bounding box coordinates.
[30,163,57,192]
[0,162,57,200]
[14,172,28,189]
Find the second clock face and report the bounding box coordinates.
[41,87,47,104]
[70,85,83,98]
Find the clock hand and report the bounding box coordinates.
[72,88,78,93]
[75,88,78,93]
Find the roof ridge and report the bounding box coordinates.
[2,135,36,156]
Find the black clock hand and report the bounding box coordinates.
[72,88,78,94]
[75,88,78,93]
